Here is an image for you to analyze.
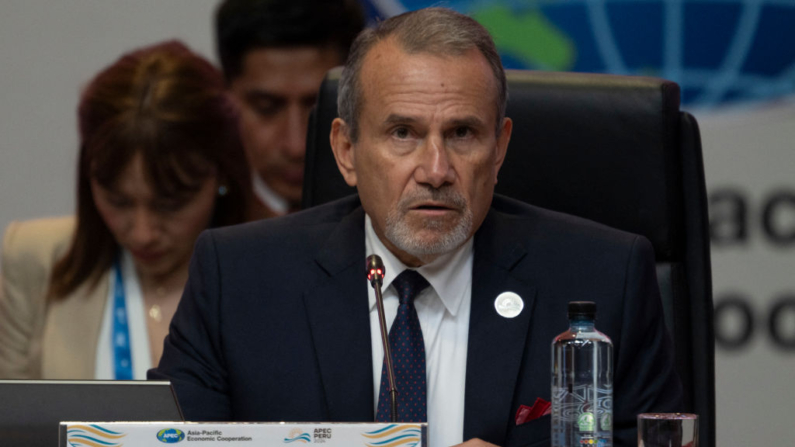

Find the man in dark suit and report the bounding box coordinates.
[151,7,681,447]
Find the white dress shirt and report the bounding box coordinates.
[365,215,473,447]
[251,170,289,215]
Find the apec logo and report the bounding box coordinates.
[284,428,312,443]
[157,428,185,443]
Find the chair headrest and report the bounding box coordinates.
[303,68,685,260]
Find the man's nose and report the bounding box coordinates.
[415,135,455,188]
[282,104,309,160]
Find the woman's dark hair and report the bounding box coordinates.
[49,40,250,298]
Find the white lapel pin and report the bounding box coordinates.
[494,291,524,318]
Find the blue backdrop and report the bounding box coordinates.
[361,0,795,109]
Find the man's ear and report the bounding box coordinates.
[330,118,358,187]
[493,117,512,183]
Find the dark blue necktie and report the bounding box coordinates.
[376,269,430,422]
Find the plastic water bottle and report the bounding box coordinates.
[552,301,613,447]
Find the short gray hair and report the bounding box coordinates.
[337,7,507,142]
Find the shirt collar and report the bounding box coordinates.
[364,214,473,317]
[251,170,289,216]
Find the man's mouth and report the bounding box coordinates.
[282,168,304,184]
[416,202,448,209]
[410,202,458,215]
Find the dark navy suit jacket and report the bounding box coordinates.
[151,194,681,447]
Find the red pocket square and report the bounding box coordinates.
[515,398,552,425]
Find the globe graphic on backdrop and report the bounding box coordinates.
[361,0,795,109]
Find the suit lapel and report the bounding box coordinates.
[303,206,375,422]
[464,209,538,443]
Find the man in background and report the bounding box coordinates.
[215,0,365,219]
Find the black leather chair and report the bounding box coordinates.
[303,68,715,447]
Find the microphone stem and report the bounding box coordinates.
[373,279,398,423]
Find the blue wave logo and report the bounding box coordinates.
[157,428,185,443]
[67,424,126,447]
[283,428,311,443]
[362,424,422,447]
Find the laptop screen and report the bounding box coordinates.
[0,380,183,447]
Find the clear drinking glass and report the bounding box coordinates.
[637,413,698,447]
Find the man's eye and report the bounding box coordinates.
[252,103,278,117]
[393,127,410,139]
[453,126,471,138]
[245,98,282,118]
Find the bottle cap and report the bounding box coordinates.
[568,301,596,320]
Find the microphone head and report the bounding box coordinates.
[366,254,385,285]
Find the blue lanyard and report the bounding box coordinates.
[112,258,133,380]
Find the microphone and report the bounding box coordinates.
[366,254,398,423]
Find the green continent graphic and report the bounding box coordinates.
[472,4,575,70]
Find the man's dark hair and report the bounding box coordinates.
[215,0,365,81]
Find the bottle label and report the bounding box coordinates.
[577,413,595,431]
[552,383,612,426]
[552,383,613,447]
[600,413,612,431]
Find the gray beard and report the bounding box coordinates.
[384,187,473,258]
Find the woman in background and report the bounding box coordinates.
[0,41,250,379]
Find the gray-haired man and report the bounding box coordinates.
[153,8,682,447]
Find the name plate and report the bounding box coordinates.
[59,421,427,447]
